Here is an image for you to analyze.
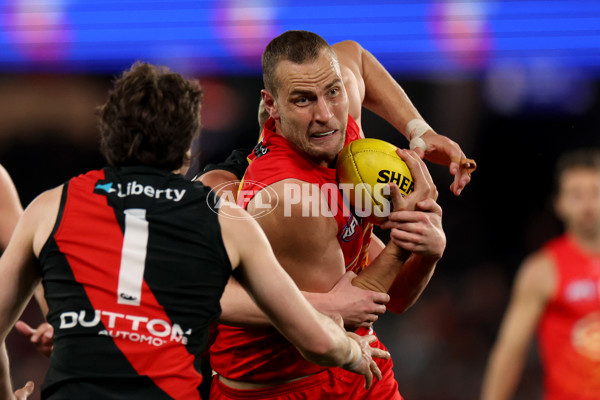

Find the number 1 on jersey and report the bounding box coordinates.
[117,208,149,306]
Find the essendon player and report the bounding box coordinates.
[0,62,388,400]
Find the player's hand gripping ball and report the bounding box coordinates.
[336,138,413,224]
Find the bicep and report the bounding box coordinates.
[334,41,365,125]
[496,253,554,350]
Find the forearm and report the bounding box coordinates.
[220,277,342,327]
[297,310,358,368]
[0,343,14,400]
[481,316,536,400]
[352,243,409,293]
[480,344,527,400]
[386,253,439,314]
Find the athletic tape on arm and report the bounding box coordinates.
[405,119,432,151]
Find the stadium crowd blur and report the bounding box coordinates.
[1,69,599,400]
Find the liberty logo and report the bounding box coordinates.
[95,182,116,193]
[94,180,186,202]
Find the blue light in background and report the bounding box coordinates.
[0,0,598,77]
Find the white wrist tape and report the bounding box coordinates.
[405,119,431,151]
[344,339,362,370]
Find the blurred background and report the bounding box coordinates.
[2,0,599,399]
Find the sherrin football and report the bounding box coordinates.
[336,138,413,224]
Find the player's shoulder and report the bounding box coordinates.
[20,185,63,250]
[332,40,363,77]
[0,164,15,187]
[217,200,249,221]
[26,185,63,213]
[246,150,322,186]
[332,40,362,57]
[521,249,555,275]
[515,248,556,300]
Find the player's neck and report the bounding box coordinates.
[569,230,600,255]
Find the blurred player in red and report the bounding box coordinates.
[481,148,600,400]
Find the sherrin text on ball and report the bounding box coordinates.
[336,138,413,224]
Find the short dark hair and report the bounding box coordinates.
[554,148,600,192]
[262,30,335,96]
[98,62,203,170]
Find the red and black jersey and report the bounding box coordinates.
[39,166,232,400]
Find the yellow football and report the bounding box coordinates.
[336,138,413,224]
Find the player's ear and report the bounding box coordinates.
[261,89,279,120]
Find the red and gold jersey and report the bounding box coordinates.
[210,116,376,382]
[538,234,600,400]
[240,115,372,273]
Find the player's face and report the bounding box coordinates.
[267,49,348,167]
[555,168,600,238]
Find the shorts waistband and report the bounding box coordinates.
[214,370,330,399]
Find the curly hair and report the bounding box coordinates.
[262,30,335,97]
[98,62,203,171]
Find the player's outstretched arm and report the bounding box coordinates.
[334,40,476,196]
[480,252,554,400]
[218,202,389,388]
